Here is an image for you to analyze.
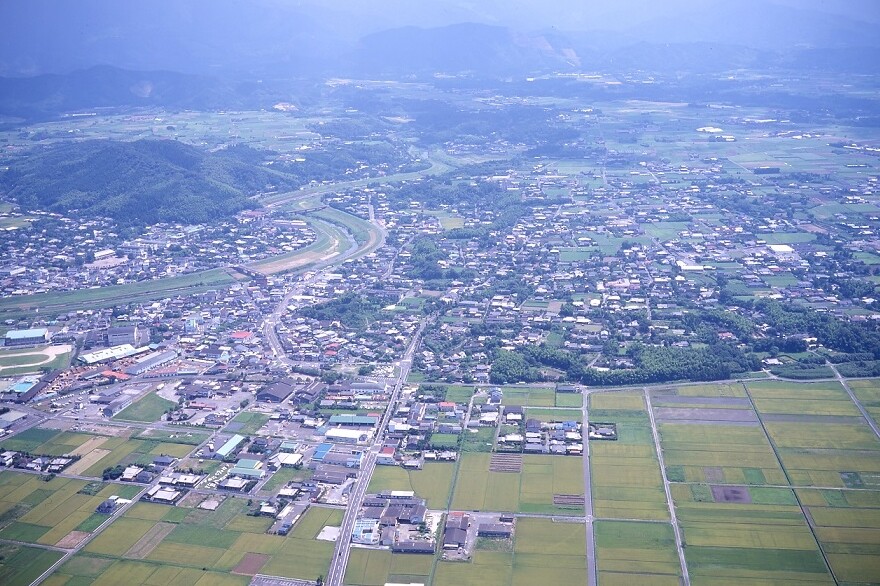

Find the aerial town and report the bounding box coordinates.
[1,2,880,586]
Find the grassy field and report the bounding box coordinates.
[0,345,72,376]
[444,385,477,403]
[0,268,238,321]
[248,211,350,275]
[497,386,556,407]
[113,391,176,423]
[460,427,495,453]
[558,247,597,262]
[260,466,313,494]
[589,392,669,520]
[368,463,456,509]
[425,209,466,230]
[226,412,270,435]
[526,407,582,422]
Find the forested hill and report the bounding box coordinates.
[0,139,292,225]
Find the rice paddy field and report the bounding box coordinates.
[636,378,880,585]
[0,472,142,549]
[345,548,434,586]
[589,392,669,521]
[0,426,200,478]
[5,376,880,585]
[47,498,342,584]
[368,463,456,509]
[434,518,587,586]
[451,453,584,514]
[745,380,880,489]
[845,378,880,428]
[594,520,681,585]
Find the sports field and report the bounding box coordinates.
[0,345,72,375]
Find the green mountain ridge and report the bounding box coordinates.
[0,139,290,225]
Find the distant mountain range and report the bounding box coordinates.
[0,139,295,225]
[1,0,878,78]
[0,0,878,121]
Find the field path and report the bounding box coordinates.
[582,390,597,586]
[65,448,110,475]
[69,436,107,457]
[124,522,175,559]
[644,388,691,585]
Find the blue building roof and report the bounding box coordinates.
[216,434,246,458]
[328,415,378,426]
[312,442,333,462]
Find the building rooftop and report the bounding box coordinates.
[5,328,48,340]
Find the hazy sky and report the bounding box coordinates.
[1,0,878,76]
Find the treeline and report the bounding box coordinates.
[490,342,759,386]
[299,292,393,330]
[0,139,291,225]
[277,141,417,182]
[754,299,880,357]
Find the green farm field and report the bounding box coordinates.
[345,548,433,586]
[0,268,239,321]
[0,542,64,586]
[368,463,456,509]
[497,386,556,407]
[451,453,583,514]
[113,391,176,423]
[589,392,669,520]
[595,520,681,582]
[61,497,341,584]
[659,423,787,485]
[0,472,141,548]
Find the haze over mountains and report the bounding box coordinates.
[0,0,878,123]
[1,0,878,78]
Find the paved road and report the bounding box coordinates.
[325,323,424,586]
[644,388,691,585]
[581,390,597,586]
[826,359,880,440]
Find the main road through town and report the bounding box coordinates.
[325,321,425,586]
